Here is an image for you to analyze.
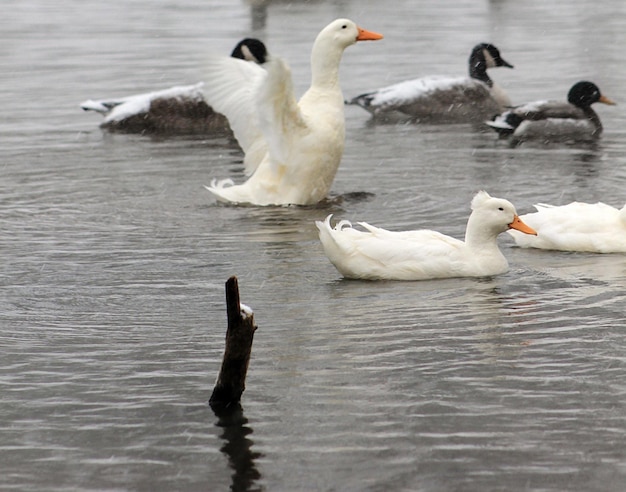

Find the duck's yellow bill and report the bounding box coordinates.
[509,215,537,235]
[599,95,616,106]
[356,27,384,41]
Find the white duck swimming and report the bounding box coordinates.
[348,43,513,122]
[486,81,616,143]
[508,200,626,253]
[203,19,383,206]
[316,191,537,280]
[80,39,268,135]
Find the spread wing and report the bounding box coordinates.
[254,56,307,172]
[202,56,268,175]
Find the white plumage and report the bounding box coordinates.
[203,19,383,206]
[508,201,626,253]
[316,191,537,280]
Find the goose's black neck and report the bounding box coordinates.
[468,43,513,87]
[469,47,492,87]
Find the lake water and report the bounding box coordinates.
[2,1,626,491]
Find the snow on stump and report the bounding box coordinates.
[209,276,257,409]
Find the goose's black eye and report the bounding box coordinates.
[498,207,504,211]
[341,24,347,29]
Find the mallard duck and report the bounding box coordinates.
[316,191,536,280]
[486,81,616,143]
[508,200,626,253]
[80,38,267,135]
[347,43,513,122]
[203,19,383,206]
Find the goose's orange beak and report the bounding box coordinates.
[509,215,537,235]
[356,26,383,41]
[599,94,616,106]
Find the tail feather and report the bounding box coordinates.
[486,110,525,136]
[346,92,377,113]
[80,99,120,114]
[204,178,236,203]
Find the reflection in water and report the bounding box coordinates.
[575,147,601,163]
[248,3,267,31]
[213,403,263,492]
[507,138,602,153]
[571,155,601,184]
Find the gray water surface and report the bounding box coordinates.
[2,1,626,491]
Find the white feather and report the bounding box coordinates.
[203,18,382,206]
[508,201,626,253]
[201,57,268,175]
[316,192,537,280]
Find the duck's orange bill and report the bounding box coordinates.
[356,27,384,41]
[509,215,537,235]
[599,95,617,106]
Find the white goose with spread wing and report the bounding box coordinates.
[203,19,383,206]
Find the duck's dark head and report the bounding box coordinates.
[469,43,513,84]
[567,81,616,108]
[231,38,268,64]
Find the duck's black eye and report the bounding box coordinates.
[498,207,504,211]
[341,24,347,29]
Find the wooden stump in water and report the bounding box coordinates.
[209,276,257,409]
